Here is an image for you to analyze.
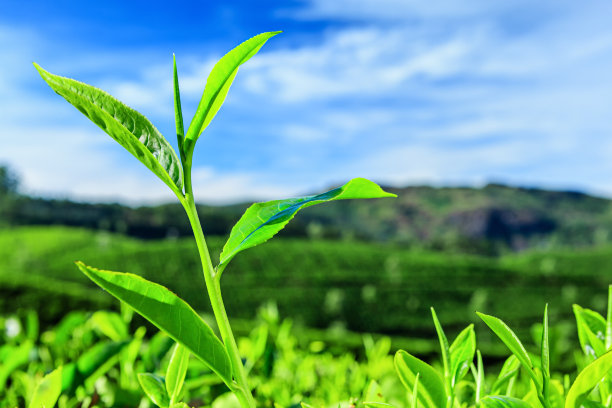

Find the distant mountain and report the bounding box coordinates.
[2,164,612,255]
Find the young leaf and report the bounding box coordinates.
[138,373,170,408]
[411,373,420,408]
[474,350,484,404]
[541,304,550,402]
[34,64,184,196]
[565,349,612,408]
[0,341,32,389]
[449,324,476,387]
[166,343,190,404]
[394,350,446,408]
[480,396,533,408]
[184,31,281,155]
[606,285,612,351]
[76,262,233,386]
[29,366,63,408]
[477,312,540,388]
[219,178,396,272]
[573,304,606,359]
[430,308,451,396]
[173,54,186,164]
[90,310,128,341]
[61,340,128,394]
[491,355,520,394]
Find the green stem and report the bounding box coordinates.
[180,164,255,408]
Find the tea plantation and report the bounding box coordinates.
[1,226,609,363]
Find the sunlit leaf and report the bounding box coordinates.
[29,367,63,408]
[35,64,184,196]
[77,262,233,386]
[477,312,539,387]
[449,324,476,386]
[219,178,396,272]
[166,343,190,403]
[565,349,612,408]
[394,350,446,408]
[138,373,170,408]
[480,395,533,408]
[184,31,280,155]
[573,305,606,359]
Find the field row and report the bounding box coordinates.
[0,226,609,358]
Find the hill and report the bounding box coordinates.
[3,166,612,254]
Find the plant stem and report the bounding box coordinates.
[180,166,255,408]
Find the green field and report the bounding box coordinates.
[1,226,610,363]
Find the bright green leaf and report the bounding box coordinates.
[541,304,550,402]
[491,355,520,394]
[184,31,280,154]
[76,262,232,386]
[90,311,127,341]
[138,373,170,408]
[573,305,606,359]
[173,54,186,164]
[219,178,396,271]
[34,64,184,196]
[29,367,63,408]
[477,312,540,388]
[449,324,476,387]
[430,308,451,396]
[565,349,612,408]
[61,340,127,394]
[0,341,32,389]
[480,395,533,408]
[394,350,446,408]
[166,343,190,404]
[606,285,612,351]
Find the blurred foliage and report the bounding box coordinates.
[0,226,609,370]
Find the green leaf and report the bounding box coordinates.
[34,63,184,196]
[76,262,233,386]
[580,401,607,408]
[573,305,606,359]
[477,312,540,388]
[480,396,533,408]
[219,178,396,271]
[449,324,476,387]
[565,349,612,408]
[61,340,128,394]
[171,404,191,408]
[606,285,612,351]
[541,304,550,402]
[173,54,186,164]
[363,379,384,403]
[0,341,32,389]
[411,372,420,408]
[165,343,190,404]
[394,350,446,408]
[430,308,451,396]
[90,311,128,341]
[29,367,63,408]
[184,31,281,154]
[138,373,170,408]
[491,355,520,394]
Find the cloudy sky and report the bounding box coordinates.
[1,0,612,204]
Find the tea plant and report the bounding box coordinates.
[35,32,395,407]
[387,286,612,408]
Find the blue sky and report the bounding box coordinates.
[1,1,612,204]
